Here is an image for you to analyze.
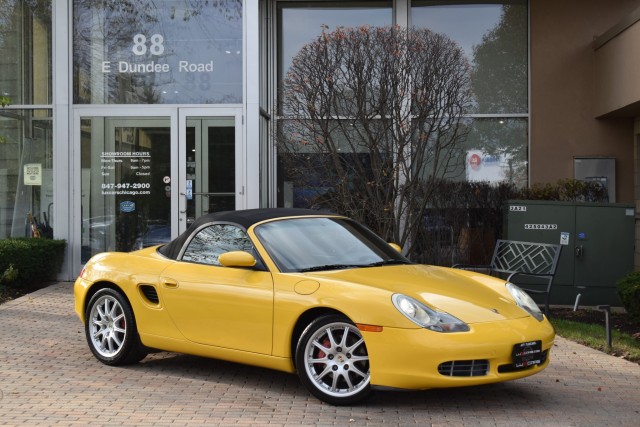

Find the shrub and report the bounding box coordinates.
[518,179,609,202]
[1,264,19,285]
[617,271,640,321]
[0,238,66,286]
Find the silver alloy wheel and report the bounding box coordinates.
[302,321,370,399]
[88,294,127,358]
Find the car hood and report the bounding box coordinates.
[302,264,529,323]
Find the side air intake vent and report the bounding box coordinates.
[140,285,159,304]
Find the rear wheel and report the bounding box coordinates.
[295,315,372,405]
[85,288,147,365]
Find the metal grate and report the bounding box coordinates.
[438,360,489,377]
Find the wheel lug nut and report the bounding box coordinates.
[336,347,342,352]
[332,365,338,371]
[328,354,334,360]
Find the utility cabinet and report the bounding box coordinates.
[504,200,635,306]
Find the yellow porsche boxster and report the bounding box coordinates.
[74,208,555,405]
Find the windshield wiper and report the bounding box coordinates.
[298,264,365,272]
[366,259,413,267]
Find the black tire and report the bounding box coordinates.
[295,314,372,405]
[85,288,148,366]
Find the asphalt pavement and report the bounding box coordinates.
[1,282,639,426]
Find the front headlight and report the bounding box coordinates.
[506,282,544,321]
[392,294,469,333]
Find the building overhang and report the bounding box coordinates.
[593,7,640,118]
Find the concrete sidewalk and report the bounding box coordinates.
[1,282,639,426]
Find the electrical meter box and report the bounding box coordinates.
[504,200,635,306]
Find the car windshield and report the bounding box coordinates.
[254,217,411,273]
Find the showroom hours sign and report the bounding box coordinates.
[101,34,214,75]
[100,151,152,197]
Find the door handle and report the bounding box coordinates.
[162,279,179,289]
[575,245,584,259]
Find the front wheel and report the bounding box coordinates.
[295,315,372,405]
[85,288,147,365]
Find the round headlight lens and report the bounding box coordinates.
[392,294,469,332]
[506,282,544,321]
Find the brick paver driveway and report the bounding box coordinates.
[1,282,639,426]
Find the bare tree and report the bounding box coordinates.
[277,25,472,256]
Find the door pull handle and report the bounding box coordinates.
[162,280,179,289]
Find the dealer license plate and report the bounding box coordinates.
[512,340,542,368]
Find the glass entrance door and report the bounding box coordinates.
[184,118,236,227]
[73,108,243,272]
[178,109,243,233]
[79,116,173,263]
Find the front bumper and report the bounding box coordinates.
[363,316,555,390]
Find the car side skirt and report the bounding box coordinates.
[139,333,297,374]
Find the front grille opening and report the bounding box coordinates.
[498,349,549,374]
[140,285,160,304]
[438,360,489,377]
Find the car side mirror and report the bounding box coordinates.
[218,251,257,268]
[388,243,402,253]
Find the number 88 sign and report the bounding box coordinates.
[132,34,165,56]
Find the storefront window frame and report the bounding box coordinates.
[270,0,530,208]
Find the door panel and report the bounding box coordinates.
[574,205,635,288]
[179,109,243,233]
[184,117,236,227]
[79,117,172,262]
[159,263,274,354]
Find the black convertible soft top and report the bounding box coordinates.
[157,208,334,260]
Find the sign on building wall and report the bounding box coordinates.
[73,1,243,104]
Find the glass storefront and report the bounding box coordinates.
[0,0,52,105]
[275,0,529,209]
[0,1,53,240]
[0,0,532,276]
[0,110,53,239]
[411,1,528,114]
[73,0,243,104]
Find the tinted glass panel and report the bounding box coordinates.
[412,1,528,114]
[278,1,392,83]
[73,0,242,104]
[0,109,52,238]
[0,0,52,105]
[80,117,171,262]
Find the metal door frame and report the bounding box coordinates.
[71,107,178,275]
[178,108,245,234]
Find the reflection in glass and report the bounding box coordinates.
[0,0,52,105]
[184,118,235,227]
[278,1,392,83]
[182,224,252,266]
[73,0,242,104]
[255,217,405,273]
[80,117,171,262]
[438,117,528,187]
[0,110,53,238]
[412,1,528,114]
